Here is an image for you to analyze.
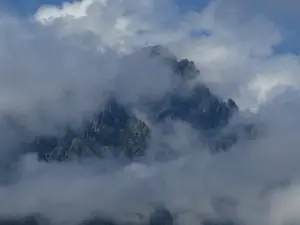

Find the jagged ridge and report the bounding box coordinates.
[28,45,251,162]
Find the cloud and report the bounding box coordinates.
[225,0,300,18]
[34,0,300,111]
[0,15,180,140]
[1,0,300,225]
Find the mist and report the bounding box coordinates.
[0,0,300,225]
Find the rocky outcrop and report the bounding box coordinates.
[31,99,150,161]
[27,46,251,162]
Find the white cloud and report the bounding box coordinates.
[34,0,300,111]
[1,0,300,225]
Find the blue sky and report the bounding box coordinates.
[0,0,73,15]
[1,0,299,54]
[1,0,210,15]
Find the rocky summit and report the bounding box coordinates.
[31,99,150,161]
[28,46,249,162]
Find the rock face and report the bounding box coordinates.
[31,99,150,161]
[28,45,247,162]
[155,85,238,131]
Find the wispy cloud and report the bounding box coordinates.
[0,1,300,225]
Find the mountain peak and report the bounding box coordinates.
[27,46,243,162]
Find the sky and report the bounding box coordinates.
[1,0,210,15]
[0,0,73,14]
[2,0,300,54]
[2,1,300,225]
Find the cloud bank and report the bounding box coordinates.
[0,0,300,225]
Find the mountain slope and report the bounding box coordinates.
[28,46,248,162]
